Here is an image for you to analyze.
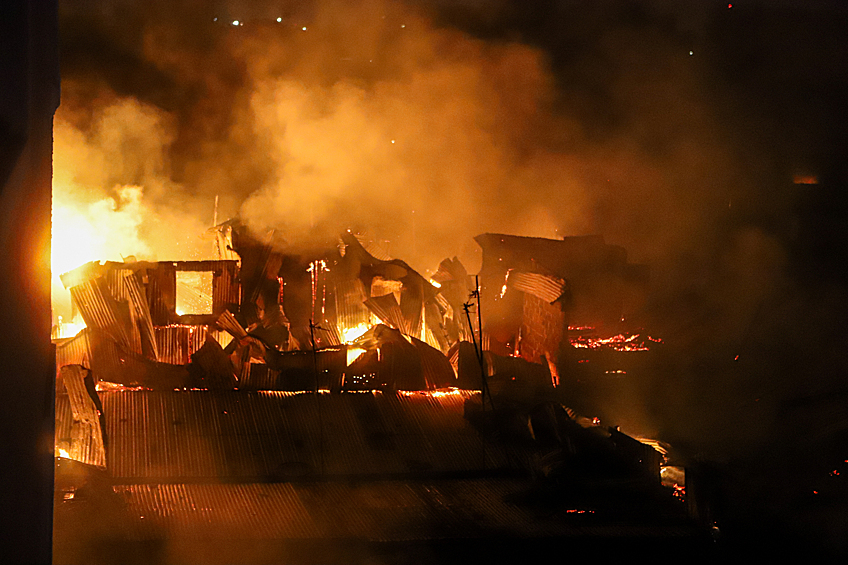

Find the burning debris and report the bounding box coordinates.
[53,227,709,562]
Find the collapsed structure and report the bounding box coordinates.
[53,227,709,563]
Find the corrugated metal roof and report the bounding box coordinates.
[58,389,505,480]
[112,479,530,542]
[108,478,701,543]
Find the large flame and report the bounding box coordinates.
[51,185,151,321]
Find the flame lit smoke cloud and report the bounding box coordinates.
[54,0,794,354]
[57,1,756,263]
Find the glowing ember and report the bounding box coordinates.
[570,332,660,352]
[660,465,686,500]
[499,269,513,299]
[397,388,466,397]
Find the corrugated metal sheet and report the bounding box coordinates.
[333,278,371,334]
[70,278,134,353]
[113,478,536,542]
[62,389,505,480]
[399,290,423,338]
[124,270,160,360]
[105,269,159,359]
[364,294,407,334]
[357,234,393,261]
[508,271,565,304]
[423,301,449,353]
[55,329,91,375]
[105,477,707,544]
[154,325,209,365]
[410,337,457,389]
[208,260,240,315]
[59,366,107,467]
[70,270,159,361]
[145,262,176,325]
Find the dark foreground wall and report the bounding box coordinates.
[0,1,59,563]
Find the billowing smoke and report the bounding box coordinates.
[55,0,756,282]
[54,0,848,449]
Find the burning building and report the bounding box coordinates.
[52,226,709,564]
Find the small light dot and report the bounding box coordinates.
[391,140,395,144]
[213,17,217,22]
[401,24,406,28]
[277,17,282,23]
[689,51,694,56]
[232,20,239,26]
[302,26,307,31]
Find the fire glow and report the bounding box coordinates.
[570,332,661,352]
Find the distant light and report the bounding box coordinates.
[232,20,239,26]
[391,139,395,144]
[728,3,733,7]
[689,50,694,56]
[213,17,217,22]
[277,17,282,23]
[302,26,307,31]
[401,24,406,28]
